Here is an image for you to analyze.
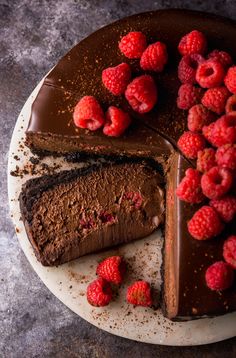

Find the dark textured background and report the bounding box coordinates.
[1,1,236,357]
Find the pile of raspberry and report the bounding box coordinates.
[73,31,168,137]
[176,30,236,292]
[86,255,153,308]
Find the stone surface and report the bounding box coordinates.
[1,0,236,357]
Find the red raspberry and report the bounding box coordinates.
[187,104,215,132]
[201,166,233,199]
[176,168,204,203]
[205,261,234,291]
[96,256,126,285]
[119,31,147,59]
[87,278,112,307]
[205,114,236,147]
[225,66,236,94]
[188,206,224,240]
[178,54,205,84]
[177,131,205,159]
[216,144,236,170]
[225,94,236,114]
[197,148,216,172]
[210,195,236,222]
[208,50,233,69]
[196,59,225,88]
[178,30,207,56]
[103,106,131,137]
[201,86,230,114]
[177,84,204,110]
[223,236,236,269]
[125,75,157,113]
[126,281,152,307]
[140,41,168,72]
[73,96,104,131]
[102,63,131,96]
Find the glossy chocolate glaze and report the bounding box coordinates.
[25,9,236,319]
[164,154,236,320]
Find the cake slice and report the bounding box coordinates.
[19,160,165,266]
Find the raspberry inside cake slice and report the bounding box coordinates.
[19,161,165,266]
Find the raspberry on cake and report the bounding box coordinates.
[73,96,105,131]
[208,49,233,68]
[103,106,131,137]
[205,261,234,291]
[96,256,126,285]
[201,166,233,199]
[178,30,207,56]
[126,281,152,307]
[203,114,236,147]
[201,86,230,114]
[140,41,168,72]
[87,278,113,307]
[177,131,205,159]
[225,66,236,94]
[196,59,225,88]
[225,94,236,114]
[119,31,147,59]
[176,168,204,204]
[125,75,157,113]
[188,206,224,240]
[210,195,236,222]
[102,63,131,96]
[177,83,204,110]
[178,54,204,84]
[197,148,216,172]
[223,236,236,269]
[216,144,236,170]
[187,104,215,132]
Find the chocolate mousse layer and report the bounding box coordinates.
[164,153,236,320]
[19,161,165,266]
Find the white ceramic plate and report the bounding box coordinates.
[8,77,236,346]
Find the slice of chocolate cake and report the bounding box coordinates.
[19,161,165,266]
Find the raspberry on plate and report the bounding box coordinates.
[223,236,236,269]
[73,96,105,131]
[178,54,205,84]
[216,144,236,170]
[87,278,112,307]
[201,166,233,199]
[197,148,216,172]
[225,94,236,114]
[178,30,207,56]
[177,131,205,159]
[119,31,147,59]
[204,114,236,147]
[188,206,224,240]
[103,106,131,137]
[225,66,236,94]
[205,261,234,291]
[201,86,230,114]
[125,75,157,113]
[210,195,236,222]
[140,41,168,72]
[187,104,215,132]
[196,59,225,88]
[102,63,131,96]
[208,49,233,68]
[177,83,204,110]
[96,255,126,285]
[176,168,204,203]
[126,281,152,307]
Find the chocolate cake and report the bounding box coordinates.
[19,161,165,266]
[21,9,236,320]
